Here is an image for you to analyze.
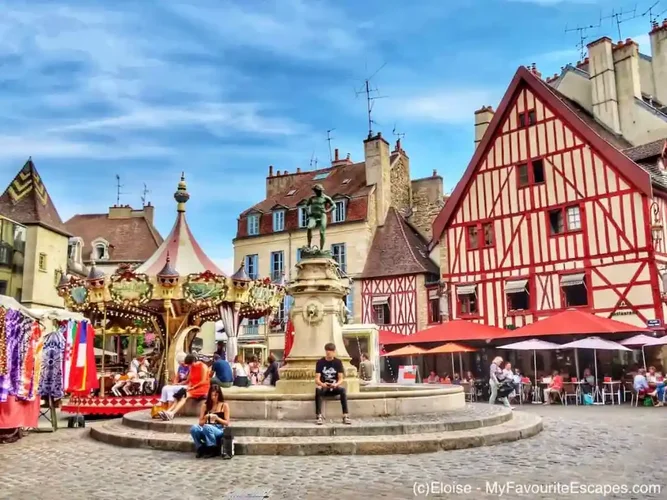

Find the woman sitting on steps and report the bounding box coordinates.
[190,384,231,458]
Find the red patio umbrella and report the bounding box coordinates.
[382,320,506,345]
[508,310,648,338]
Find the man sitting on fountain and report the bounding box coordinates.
[315,343,351,425]
[159,354,210,421]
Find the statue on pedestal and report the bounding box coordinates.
[305,184,335,252]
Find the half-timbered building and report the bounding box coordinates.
[431,36,667,331]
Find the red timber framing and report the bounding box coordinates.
[361,276,418,334]
[431,66,665,331]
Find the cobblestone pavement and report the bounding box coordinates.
[0,405,665,500]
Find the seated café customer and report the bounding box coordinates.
[315,343,351,425]
[190,384,230,458]
[647,365,658,383]
[232,355,249,387]
[262,353,280,386]
[160,354,210,421]
[426,371,440,384]
[465,371,475,383]
[634,368,659,405]
[580,368,595,394]
[543,370,563,405]
[210,354,233,388]
[452,373,461,385]
[157,353,189,406]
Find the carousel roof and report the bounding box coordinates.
[135,174,224,276]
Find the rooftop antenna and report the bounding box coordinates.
[602,5,639,40]
[355,62,387,138]
[141,183,150,207]
[642,1,663,25]
[326,128,335,163]
[565,15,602,60]
[392,123,405,142]
[115,174,126,206]
[309,151,318,169]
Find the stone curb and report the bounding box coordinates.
[90,412,543,456]
[121,407,513,437]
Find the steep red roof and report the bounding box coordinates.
[432,66,653,243]
[361,208,438,278]
[64,211,163,263]
[0,159,70,236]
[508,310,648,337]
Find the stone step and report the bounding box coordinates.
[90,411,542,456]
[122,404,512,437]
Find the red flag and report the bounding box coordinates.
[284,319,295,359]
[67,322,99,394]
[67,322,82,392]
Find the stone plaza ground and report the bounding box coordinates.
[0,405,664,500]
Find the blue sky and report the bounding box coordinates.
[0,0,663,273]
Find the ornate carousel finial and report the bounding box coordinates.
[157,252,180,288]
[174,172,190,213]
[86,260,105,289]
[57,268,69,289]
[231,262,250,282]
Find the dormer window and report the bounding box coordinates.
[313,172,329,181]
[247,214,259,236]
[273,210,285,232]
[94,242,109,260]
[342,178,351,185]
[287,189,297,196]
[332,199,347,223]
[68,242,76,260]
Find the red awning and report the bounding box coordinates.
[382,320,506,345]
[379,329,412,345]
[508,310,648,338]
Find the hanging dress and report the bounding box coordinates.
[0,310,24,402]
[38,325,66,399]
[0,308,7,376]
[16,319,39,401]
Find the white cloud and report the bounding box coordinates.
[389,89,501,124]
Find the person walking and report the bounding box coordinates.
[489,356,512,409]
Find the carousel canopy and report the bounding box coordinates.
[135,174,224,276]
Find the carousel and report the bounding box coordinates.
[57,174,285,416]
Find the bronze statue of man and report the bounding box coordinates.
[306,183,335,249]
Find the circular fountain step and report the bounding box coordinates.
[122,404,512,437]
[90,405,542,455]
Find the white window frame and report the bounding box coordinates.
[331,243,346,272]
[247,214,259,236]
[332,199,347,223]
[271,251,284,281]
[245,254,258,279]
[566,206,581,231]
[272,210,285,232]
[298,206,308,228]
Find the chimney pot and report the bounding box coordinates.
[346,153,351,160]
[432,169,437,177]
[377,132,382,138]
[283,170,288,176]
[296,167,301,173]
[269,165,274,176]
[334,148,339,161]
[276,170,281,176]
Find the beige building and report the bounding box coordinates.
[430,24,667,331]
[0,159,70,309]
[234,134,443,356]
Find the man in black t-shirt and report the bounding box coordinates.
[315,343,351,425]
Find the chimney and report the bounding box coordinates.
[364,132,391,226]
[334,149,339,163]
[650,20,667,105]
[268,165,274,177]
[143,203,154,225]
[474,106,494,149]
[612,38,642,137]
[432,169,437,177]
[296,167,301,173]
[276,170,281,176]
[587,37,621,134]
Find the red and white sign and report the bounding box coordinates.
[397,365,418,384]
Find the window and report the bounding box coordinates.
[342,178,351,184]
[247,214,259,236]
[372,302,391,325]
[38,253,47,272]
[482,222,494,247]
[456,284,478,316]
[0,280,6,295]
[13,224,25,253]
[272,210,285,232]
[429,297,440,323]
[518,158,545,187]
[506,279,530,312]
[287,189,297,196]
[332,199,346,223]
[0,244,10,266]
[331,243,346,273]
[518,109,536,128]
[275,298,286,327]
[467,223,494,249]
[95,243,107,260]
[345,282,354,318]
[67,243,76,259]
[298,207,308,228]
[245,254,258,279]
[549,205,581,235]
[296,248,302,263]
[467,225,479,250]
[313,172,330,180]
[561,273,588,307]
[271,251,284,281]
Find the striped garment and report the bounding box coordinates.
[0,310,25,402]
[0,308,6,375]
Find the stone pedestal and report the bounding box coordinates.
[277,256,359,394]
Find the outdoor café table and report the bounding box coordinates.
[602,380,622,405]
